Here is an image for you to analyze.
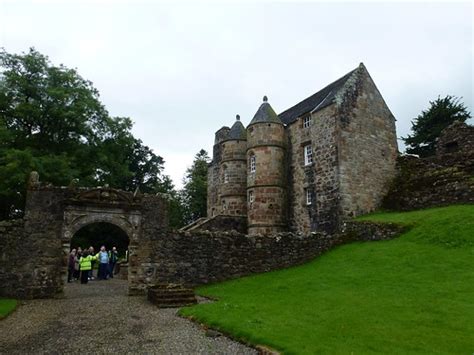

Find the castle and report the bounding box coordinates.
[207,63,398,235]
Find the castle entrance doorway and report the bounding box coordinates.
[68,222,130,285]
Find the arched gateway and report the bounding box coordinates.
[11,173,168,298]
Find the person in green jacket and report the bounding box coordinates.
[79,251,97,284]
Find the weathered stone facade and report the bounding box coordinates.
[0,175,168,299]
[383,121,474,211]
[207,63,398,235]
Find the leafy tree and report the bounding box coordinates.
[403,95,471,157]
[0,48,176,219]
[182,149,210,223]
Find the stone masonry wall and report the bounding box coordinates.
[384,122,474,211]
[0,180,168,299]
[287,104,339,234]
[0,184,74,299]
[337,65,398,218]
[151,221,405,286]
[207,126,230,217]
[129,195,169,295]
[247,122,287,235]
[0,219,33,298]
[220,139,247,216]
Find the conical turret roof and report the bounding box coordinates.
[227,115,247,140]
[249,96,283,126]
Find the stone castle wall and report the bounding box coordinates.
[247,122,287,235]
[337,67,398,218]
[0,182,168,299]
[219,139,247,216]
[383,121,473,211]
[207,126,230,217]
[286,104,339,234]
[0,219,44,299]
[150,222,405,287]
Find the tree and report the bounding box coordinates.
[403,95,471,157]
[0,48,175,219]
[182,149,210,224]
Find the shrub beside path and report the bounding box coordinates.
[0,279,256,354]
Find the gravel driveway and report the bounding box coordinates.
[0,279,256,354]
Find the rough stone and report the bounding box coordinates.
[206,63,398,235]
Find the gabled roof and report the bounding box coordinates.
[278,65,360,125]
[249,96,283,126]
[227,115,247,140]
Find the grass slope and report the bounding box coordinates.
[180,205,474,354]
[0,299,17,319]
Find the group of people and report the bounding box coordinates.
[67,246,119,284]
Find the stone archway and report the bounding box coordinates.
[0,175,168,299]
[62,205,141,285]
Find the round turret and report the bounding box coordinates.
[207,126,230,217]
[246,97,287,236]
[219,115,248,216]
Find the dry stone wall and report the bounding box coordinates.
[151,222,405,287]
[383,122,474,211]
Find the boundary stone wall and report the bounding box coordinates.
[383,122,474,211]
[151,221,405,287]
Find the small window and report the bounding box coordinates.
[222,200,227,210]
[223,169,229,183]
[249,191,254,204]
[304,145,313,166]
[305,189,313,205]
[249,155,256,173]
[303,116,312,128]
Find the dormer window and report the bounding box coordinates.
[303,116,312,128]
[304,144,313,166]
[249,155,256,173]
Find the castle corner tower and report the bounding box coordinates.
[219,115,248,216]
[246,96,287,236]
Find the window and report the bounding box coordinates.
[222,200,227,210]
[249,191,254,204]
[303,116,312,128]
[223,168,229,183]
[249,155,256,173]
[305,189,313,205]
[304,145,313,165]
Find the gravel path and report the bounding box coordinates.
[0,279,256,354]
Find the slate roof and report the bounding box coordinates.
[227,115,247,140]
[278,67,359,125]
[249,96,283,126]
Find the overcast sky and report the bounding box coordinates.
[1,1,472,188]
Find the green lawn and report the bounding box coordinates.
[180,205,474,354]
[0,299,17,319]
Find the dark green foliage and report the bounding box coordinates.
[0,48,175,219]
[182,149,210,224]
[403,95,471,157]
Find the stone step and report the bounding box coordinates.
[153,302,197,308]
[148,284,197,308]
[149,297,197,304]
[148,290,194,295]
[150,295,195,300]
